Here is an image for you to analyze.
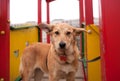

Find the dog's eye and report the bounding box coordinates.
[66,31,71,35]
[55,31,59,35]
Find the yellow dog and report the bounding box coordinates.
[19,23,87,81]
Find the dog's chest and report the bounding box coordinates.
[60,64,75,74]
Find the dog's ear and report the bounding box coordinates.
[73,27,88,36]
[38,23,54,34]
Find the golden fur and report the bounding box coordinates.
[19,23,87,81]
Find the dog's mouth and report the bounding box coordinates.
[56,48,65,54]
[54,42,72,55]
[58,47,66,51]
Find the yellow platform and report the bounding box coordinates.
[85,24,102,81]
[10,26,39,81]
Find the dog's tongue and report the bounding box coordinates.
[60,55,67,61]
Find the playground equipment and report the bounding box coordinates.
[0,0,120,81]
[86,24,101,81]
[10,26,39,81]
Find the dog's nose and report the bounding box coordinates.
[59,42,66,49]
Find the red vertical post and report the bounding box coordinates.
[84,0,93,25]
[79,0,85,52]
[79,0,87,81]
[0,0,10,81]
[83,0,93,81]
[79,0,85,24]
[99,0,120,81]
[46,0,50,43]
[38,0,42,42]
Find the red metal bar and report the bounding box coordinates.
[46,0,50,43]
[84,0,93,25]
[79,0,84,53]
[80,0,85,24]
[84,0,94,81]
[38,0,42,42]
[0,0,10,80]
[99,0,120,81]
[79,0,87,81]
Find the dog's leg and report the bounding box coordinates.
[49,75,59,81]
[34,68,44,81]
[66,72,75,81]
[22,69,33,81]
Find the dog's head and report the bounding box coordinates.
[39,23,87,54]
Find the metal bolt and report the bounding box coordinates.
[0,30,5,35]
[0,78,4,81]
[7,20,10,23]
[87,30,92,34]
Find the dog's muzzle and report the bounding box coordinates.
[59,41,66,49]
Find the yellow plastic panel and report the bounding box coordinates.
[86,24,101,81]
[10,27,39,81]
